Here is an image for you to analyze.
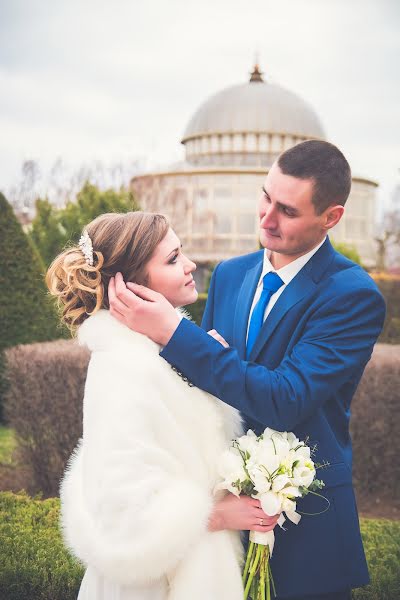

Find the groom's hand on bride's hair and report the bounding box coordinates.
[208,494,279,533]
[108,273,181,345]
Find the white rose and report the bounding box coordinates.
[291,463,315,488]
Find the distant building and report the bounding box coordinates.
[131,64,379,287]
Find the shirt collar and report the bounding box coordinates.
[258,236,327,287]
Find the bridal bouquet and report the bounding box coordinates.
[216,428,328,600]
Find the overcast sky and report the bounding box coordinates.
[0,0,399,214]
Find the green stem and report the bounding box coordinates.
[268,550,276,598]
[259,547,265,600]
[244,543,262,599]
[266,548,270,600]
[297,489,331,516]
[243,541,255,584]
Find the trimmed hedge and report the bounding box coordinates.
[351,344,400,501]
[0,491,398,600]
[3,336,399,506]
[187,276,400,344]
[184,293,207,325]
[0,193,65,420]
[354,518,400,600]
[0,492,83,600]
[4,340,89,497]
[371,274,400,344]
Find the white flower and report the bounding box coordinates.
[216,449,248,496]
[281,496,297,513]
[279,485,302,498]
[270,434,291,460]
[280,449,296,471]
[287,432,300,448]
[252,440,280,475]
[291,457,316,488]
[294,445,311,460]
[262,427,276,440]
[237,430,258,454]
[248,465,272,494]
[259,491,282,516]
[271,474,290,493]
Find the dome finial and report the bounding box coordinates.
[250,54,264,82]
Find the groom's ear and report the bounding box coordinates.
[323,205,345,230]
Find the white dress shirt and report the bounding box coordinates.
[246,237,327,341]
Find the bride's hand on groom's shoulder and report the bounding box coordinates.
[108,273,181,345]
[207,329,229,348]
[208,493,279,533]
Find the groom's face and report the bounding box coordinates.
[258,162,331,258]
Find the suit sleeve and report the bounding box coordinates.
[200,263,220,332]
[60,354,213,586]
[160,286,386,431]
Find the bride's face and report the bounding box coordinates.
[145,228,198,308]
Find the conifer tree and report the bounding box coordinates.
[0,193,64,418]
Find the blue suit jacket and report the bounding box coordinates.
[160,237,386,598]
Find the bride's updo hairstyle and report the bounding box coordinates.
[46,211,169,329]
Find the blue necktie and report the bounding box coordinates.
[246,271,284,359]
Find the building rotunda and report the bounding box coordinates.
[131,64,378,287]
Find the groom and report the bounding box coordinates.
[109,140,385,599]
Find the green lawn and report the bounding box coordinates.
[0,425,16,465]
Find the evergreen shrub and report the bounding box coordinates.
[4,332,399,505]
[371,274,400,344]
[351,344,400,502]
[0,492,83,600]
[0,193,64,419]
[4,339,89,497]
[188,274,400,344]
[185,293,207,325]
[0,491,398,600]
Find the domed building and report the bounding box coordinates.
[131,64,378,287]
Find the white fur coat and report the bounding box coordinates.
[60,310,244,600]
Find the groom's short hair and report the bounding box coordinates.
[277,140,352,215]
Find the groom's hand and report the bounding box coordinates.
[207,329,229,348]
[108,273,181,345]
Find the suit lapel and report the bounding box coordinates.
[233,259,263,359]
[248,265,316,361]
[248,237,336,361]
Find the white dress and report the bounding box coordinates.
[60,310,244,600]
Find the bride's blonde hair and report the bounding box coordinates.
[46,211,169,330]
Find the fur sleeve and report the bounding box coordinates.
[60,352,213,586]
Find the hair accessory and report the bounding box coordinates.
[78,230,94,266]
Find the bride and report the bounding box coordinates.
[46,211,277,600]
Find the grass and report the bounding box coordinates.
[0,425,16,465]
[353,518,400,599]
[0,491,398,600]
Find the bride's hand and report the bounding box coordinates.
[208,494,279,533]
